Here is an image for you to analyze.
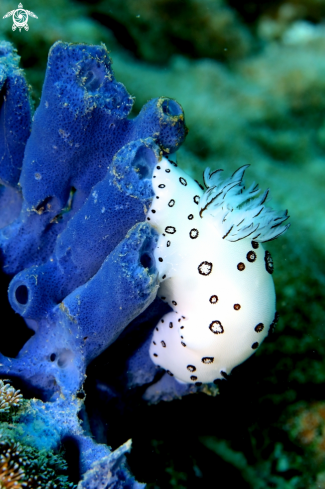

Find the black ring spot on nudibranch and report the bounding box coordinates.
[202,357,214,364]
[165,226,176,234]
[255,323,264,333]
[252,342,259,349]
[156,327,159,331]
[221,371,229,380]
[187,365,196,372]
[189,228,199,239]
[198,261,213,276]
[157,166,161,169]
[209,295,218,304]
[162,274,166,279]
[165,169,170,173]
[167,370,173,376]
[209,321,224,334]
[247,251,256,262]
[161,319,164,323]
[181,341,186,347]
[153,353,158,357]
[234,304,241,310]
[172,300,177,306]
[153,341,156,345]
[188,214,194,220]
[252,241,259,249]
[179,177,187,186]
[190,375,197,381]
[158,184,165,188]
[156,196,159,199]
[237,262,245,271]
[147,217,150,220]
[161,296,166,300]
[265,251,274,274]
[151,209,156,213]
[168,199,175,207]
[159,257,163,262]
[169,322,173,328]
[194,195,200,204]
[167,240,171,247]
[161,341,166,347]
[180,326,184,329]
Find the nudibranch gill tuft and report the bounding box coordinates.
[148,158,290,384]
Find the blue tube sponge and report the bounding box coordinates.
[0,42,32,188]
[0,42,186,276]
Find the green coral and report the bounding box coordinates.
[0,382,76,489]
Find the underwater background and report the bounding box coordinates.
[1,0,325,487]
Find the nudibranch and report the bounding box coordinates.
[148,158,289,385]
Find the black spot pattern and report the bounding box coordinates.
[153,341,156,345]
[179,177,187,186]
[168,199,175,207]
[220,371,229,380]
[209,295,218,304]
[234,304,241,310]
[181,341,186,347]
[209,321,224,334]
[161,297,166,300]
[252,241,259,249]
[161,341,166,347]
[188,214,194,220]
[202,357,214,364]
[147,217,150,220]
[162,274,166,279]
[165,226,176,234]
[187,365,196,372]
[165,169,170,173]
[265,251,274,274]
[252,342,259,349]
[157,166,161,169]
[198,261,213,276]
[190,228,199,239]
[167,370,173,376]
[159,257,163,262]
[167,240,171,247]
[255,323,264,333]
[161,319,164,323]
[246,251,256,262]
[194,195,200,204]
[172,300,177,306]
[158,184,165,188]
[156,327,159,331]
[153,353,158,357]
[190,375,197,381]
[180,326,184,329]
[237,262,245,271]
[169,322,173,328]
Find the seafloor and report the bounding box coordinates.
[0,0,325,487]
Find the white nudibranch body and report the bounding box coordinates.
[148,157,289,385]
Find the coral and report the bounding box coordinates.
[0,380,23,414]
